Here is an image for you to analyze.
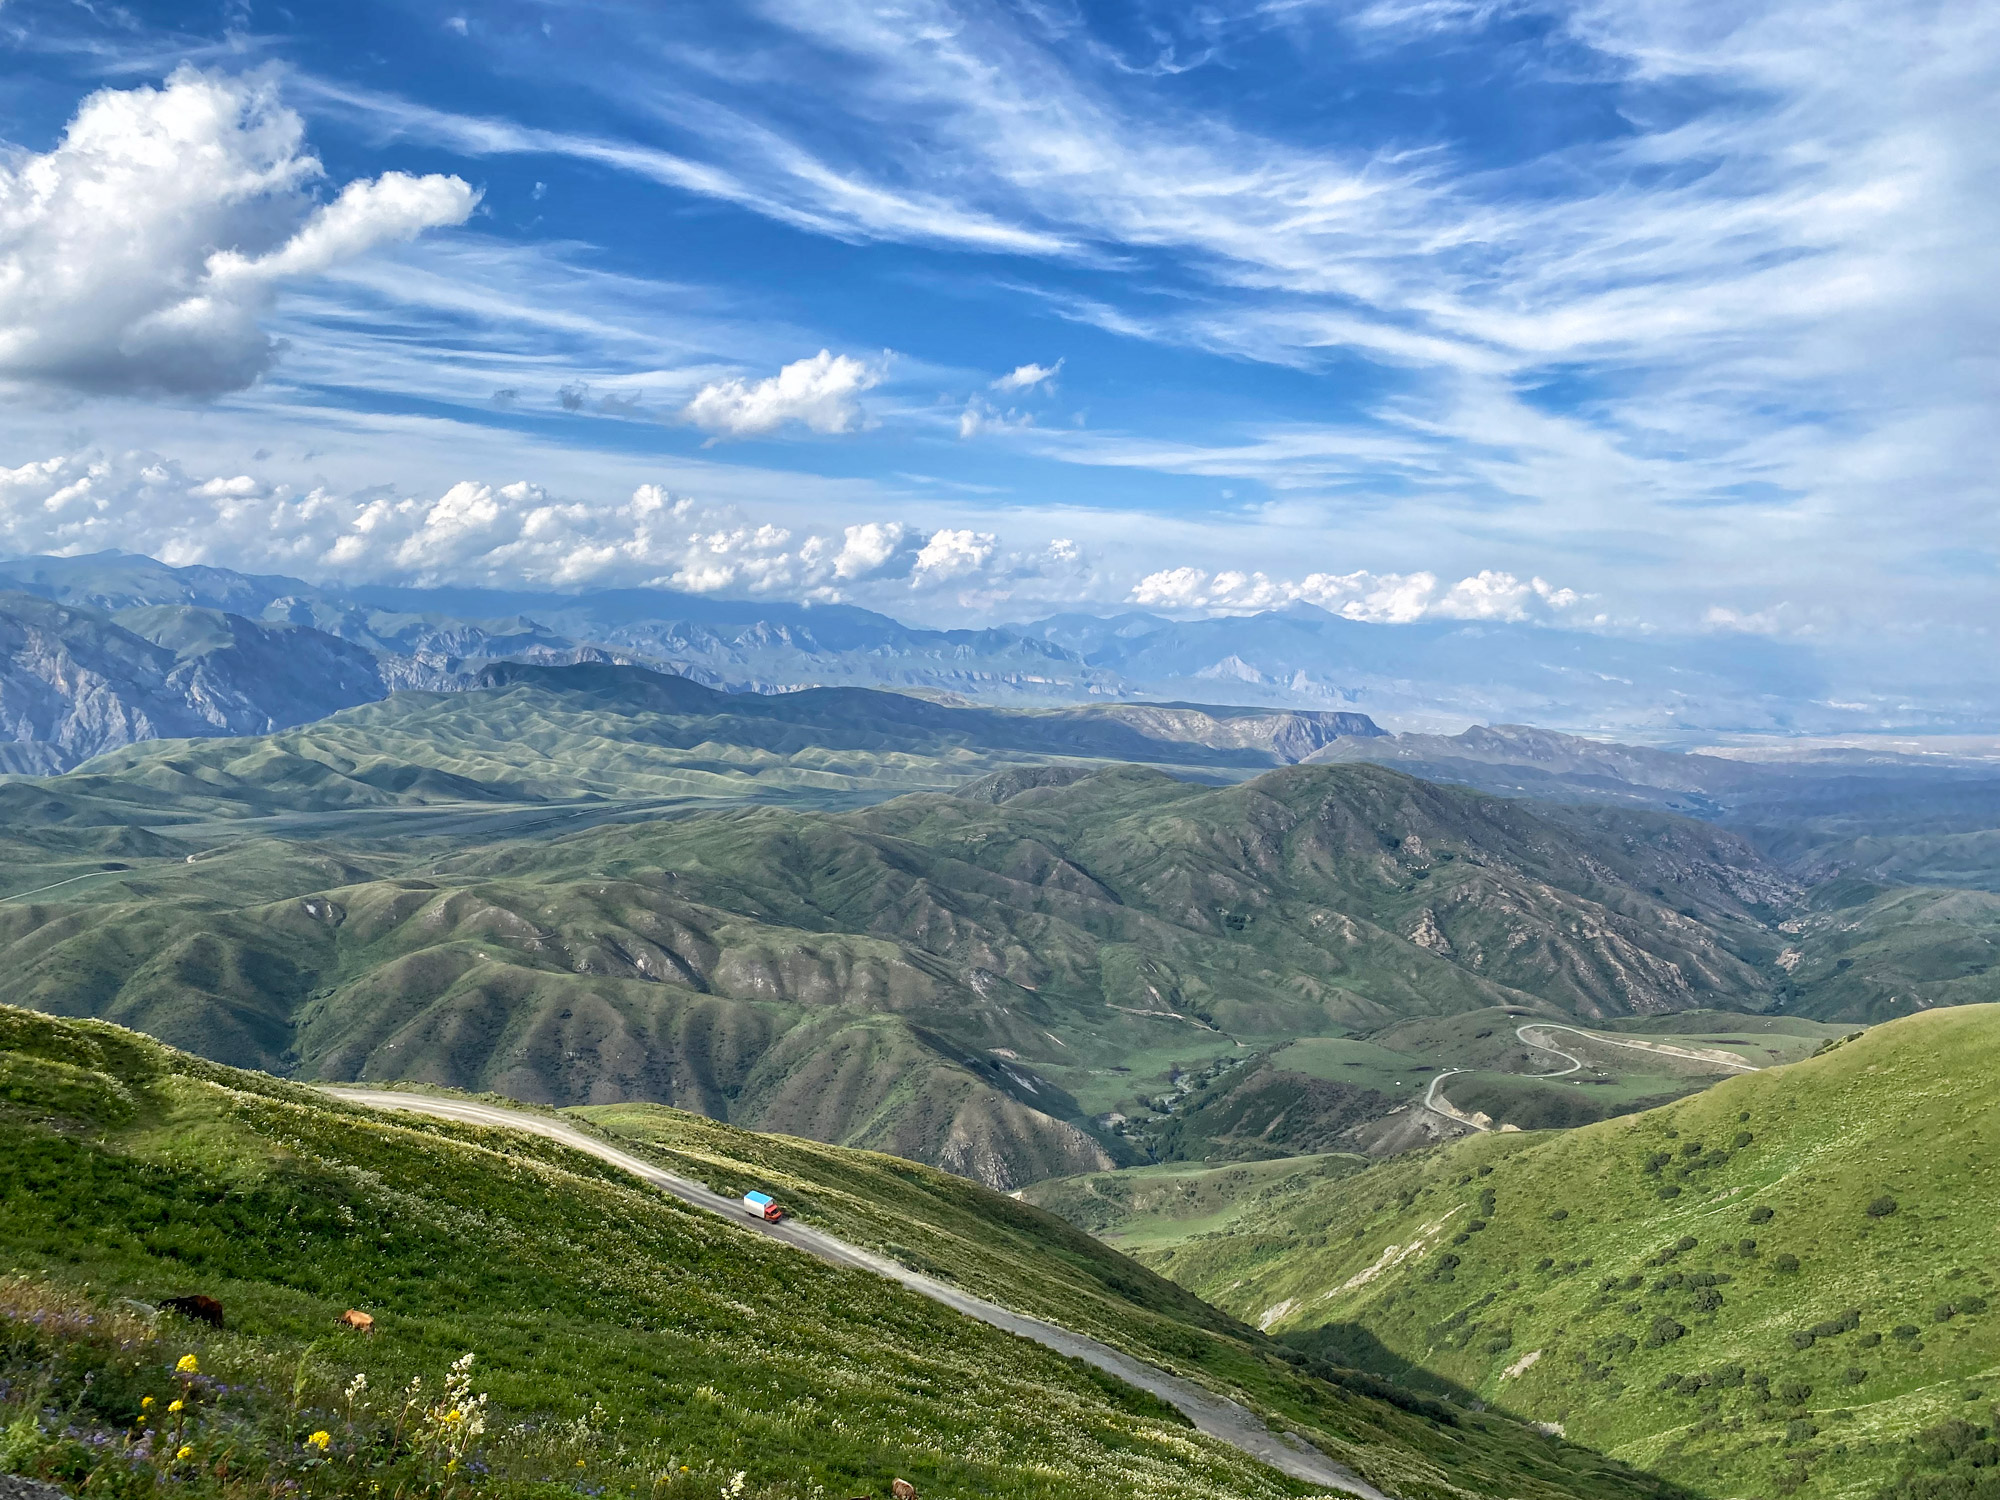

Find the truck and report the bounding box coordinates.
[742,1190,784,1222]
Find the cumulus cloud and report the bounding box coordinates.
[0,68,476,398]
[681,349,885,438]
[1130,565,1582,623]
[911,527,998,583]
[0,447,1046,605]
[992,359,1062,392]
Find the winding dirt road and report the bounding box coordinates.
[324,1088,1387,1499]
[1515,1023,1760,1074]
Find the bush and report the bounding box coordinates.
[1549,1208,1569,1221]
[1844,1366,1868,1385]
[1536,1257,1554,1271]
[1692,1287,1723,1314]
[1675,1236,1699,1252]
[1791,1331,1818,1350]
[1734,1131,1754,1148]
[1774,1253,1801,1273]
[1749,1205,1775,1224]
[1739,1238,1759,1256]
[1867,1196,1899,1218]
[1657,1185,1681,1199]
[1960,1295,1989,1315]
[1937,1304,1959,1323]
[1475,1165,1493,1177]
[1894,1324,1922,1340]
[1779,1381,1813,1404]
[1859,1332,1882,1348]
[1787,1418,1819,1445]
[1645,1317,1687,1348]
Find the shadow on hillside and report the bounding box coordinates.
[1278,1319,1488,1407]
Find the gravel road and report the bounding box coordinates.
[325,1088,1388,1499]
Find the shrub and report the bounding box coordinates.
[1779,1381,1813,1404]
[1739,1238,1759,1256]
[1675,1236,1699,1252]
[1844,1366,1868,1385]
[1937,1304,1959,1323]
[1466,1220,1488,1233]
[1859,1332,1882,1348]
[1643,1152,1671,1175]
[1791,1331,1818,1350]
[1476,1164,1493,1177]
[1960,1295,1989,1315]
[1657,1185,1681,1199]
[1749,1205,1775,1224]
[1774,1253,1801,1273]
[1681,1141,1705,1158]
[1787,1418,1819,1445]
[1894,1324,1922,1340]
[1734,1131,1754,1148]
[1536,1257,1554,1271]
[1692,1288,1723,1314]
[1867,1196,1899,1218]
[1548,1208,1569,1221]
[1645,1317,1687,1348]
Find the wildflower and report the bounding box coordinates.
[175,1355,199,1375]
[141,1396,155,1410]
[577,1460,587,1469]
[306,1431,332,1452]
[345,1373,368,1400]
[168,1399,184,1414]
[176,1446,193,1462]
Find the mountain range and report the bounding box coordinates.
[0,550,1911,772]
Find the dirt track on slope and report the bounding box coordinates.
[324,1088,1388,1499]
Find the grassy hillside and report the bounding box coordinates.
[0,662,1380,824]
[0,1005,1689,1500]
[1020,1154,1373,1250]
[0,754,1804,1188]
[1141,1006,2000,1500]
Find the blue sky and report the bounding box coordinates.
[0,0,1994,644]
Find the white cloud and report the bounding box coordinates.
[0,68,475,397]
[0,447,1034,604]
[992,359,1062,392]
[911,527,998,583]
[681,349,885,438]
[1130,564,1580,624]
[829,520,907,579]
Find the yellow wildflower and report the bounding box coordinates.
[306,1431,332,1452]
[141,1396,155,1410]
[176,1446,193,1462]
[168,1399,184,1414]
[175,1355,199,1375]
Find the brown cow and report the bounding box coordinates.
[890,1481,917,1500]
[161,1295,224,1329]
[337,1310,376,1334]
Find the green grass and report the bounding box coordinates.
[1138,1005,2000,1500]
[1019,1156,1372,1250]
[0,1005,1691,1500]
[0,757,1806,1189]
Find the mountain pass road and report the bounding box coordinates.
[324,1088,1389,1499]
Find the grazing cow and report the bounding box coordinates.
[337,1310,376,1334]
[161,1295,224,1329]
[891,1481,917,1500]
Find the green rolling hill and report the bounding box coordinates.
[0,721,1801,1188]
[1134,1006,2000,1500]
[0,1004,1691,1500]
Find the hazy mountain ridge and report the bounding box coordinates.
[0,552,1917,766]
[0,589,387,767]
